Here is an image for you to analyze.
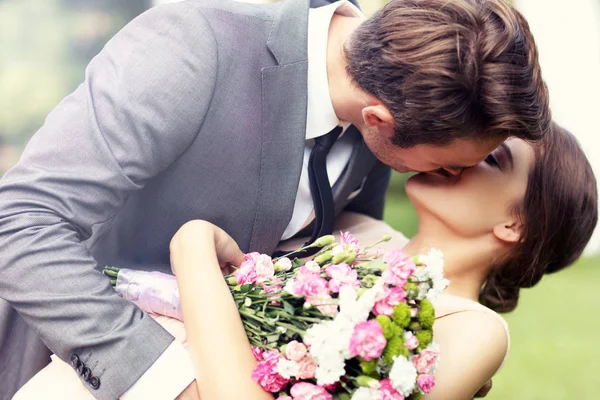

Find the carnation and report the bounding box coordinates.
[389,356,417,397]
[351,387,380,400]
[349,320,387,361]
[290,382,333,400]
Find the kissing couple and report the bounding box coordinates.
[1,0,596,399]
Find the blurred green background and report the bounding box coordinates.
[0,0,598,398]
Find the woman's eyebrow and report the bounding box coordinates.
[500,142,514,169]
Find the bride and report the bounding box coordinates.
[15,122,597,399]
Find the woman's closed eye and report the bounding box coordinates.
[484,153,501,169]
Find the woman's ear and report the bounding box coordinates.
[362,104,394,128]
[493,220,522,244]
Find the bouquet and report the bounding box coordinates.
[103,233,449,400]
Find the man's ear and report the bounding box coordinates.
[362,104,394,128]
[492,220,522,244]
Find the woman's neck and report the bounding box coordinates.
[402,219,497,302]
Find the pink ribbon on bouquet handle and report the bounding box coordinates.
[115,269,184,321]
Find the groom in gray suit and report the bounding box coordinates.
[0,0,549,398]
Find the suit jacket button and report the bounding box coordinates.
[69,354,80,368]
[89,376,100,390]
[82,367,92,381]
[76,361,84,375]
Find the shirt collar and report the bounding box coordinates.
[306,1,364,140]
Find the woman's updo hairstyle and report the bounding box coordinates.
[480,122,598,313]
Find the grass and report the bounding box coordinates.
[383,175,600,399]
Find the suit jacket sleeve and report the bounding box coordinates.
[0,3,217,399]
[344,161,391,220]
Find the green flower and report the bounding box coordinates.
[409,321,422,332]
[383,336,409,365]
[345,250,357,265]
[405,281,419,300]
[312,235,335,248]
[392,303,411,329]
[362,274,379,288]
[418,299,435,329]
[356,375,379,388]
[408,392,423,400]
[417,329,433,349]
[314,250,333,265]
[332,251,349,265]
[359,359,378,377]
[375,315,394,340]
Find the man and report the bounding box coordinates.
[0,0,549,398]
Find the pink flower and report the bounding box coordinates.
[325,263,360,293]
[412,349,439,374]
[290,382,333,400]
[285,340,307,361]
[349,320,387,361]
[251,347,264,361]
[297,357,317,379]
[372,286,407,316]
[294,274,329,298]
[304,261,321,273]
[274,257,292,272]
[244,252,261,263]
[382,250,415,287]
[340,231,361,254]
[234,259,258,285]
[404,335,419,350]
[417,374,436,394]
[307,294,338,316]
[255,254,275,283]
[379,378,405,400]
[251,351,290,392]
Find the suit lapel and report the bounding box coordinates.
[249,0,310,253]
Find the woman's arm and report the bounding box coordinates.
[424,311,509,400]
[170,220,273,400]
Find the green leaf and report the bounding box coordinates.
[283,301,295,315]
[240,284,253,293]
[265,334,280,343]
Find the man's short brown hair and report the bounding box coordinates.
[345,0,550,148]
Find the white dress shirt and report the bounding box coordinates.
[122,1,364,398]
[281,0,364,240]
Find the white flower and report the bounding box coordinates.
[276,358,300,379]
[304,260,321,273]
[389,355,417,397]
[351,387,380,400]
[304,320,351,384]
[411,265,429,282]
[416,282,430,301]
[274,257,292,272]
[283,279,297,295]
[331,245,345,256]
[418,248,449,303]
[305,279,387,385]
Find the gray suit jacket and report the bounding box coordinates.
[0,0,389,398]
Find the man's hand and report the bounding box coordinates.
[175,380,200,400]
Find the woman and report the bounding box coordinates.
[15,123,598,399]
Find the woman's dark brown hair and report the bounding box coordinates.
[480,123,598,313]
[345,0,550,148]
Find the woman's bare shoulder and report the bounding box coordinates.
[425,308,509,399]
